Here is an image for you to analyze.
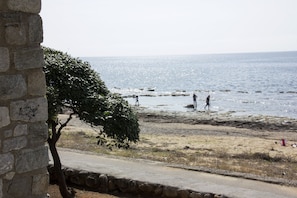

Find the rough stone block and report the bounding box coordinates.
[189,192,203,198]
[85,174,99,188]
[154,185,163,196]
[70,174,85,186]
[3,136,27,152]
[0,179,2,198]
[15,146,48,173]
[139,182,154,193]
[14,124,28,137]
[28,70,46,96]
[214,195,225,198]
[98,174,108,193]
[108,179,116,191]
[10,97,48,122]
[0,153,14,175]
[5,24,27,45]
[8,176,31,197]
[14,48,44,70]
[28,122,48,147]
[32,173,49,195]
[114,178,129,192]
[127,180,138,193]
[163,186,178,198]
[0,47,10,72]
[0,74,27,100]
[4,171,15,180]
[178,189,190,198]
[29,14,43,43]
[4,130,13,138]
[0,107,10,127]
[7,0,41,14]
[204,193,213,198]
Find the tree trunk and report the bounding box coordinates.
[48,141,75,198]
[48,119,75,198]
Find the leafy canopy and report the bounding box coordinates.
[43,47,139,144]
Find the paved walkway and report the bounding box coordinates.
[50,148,297,198]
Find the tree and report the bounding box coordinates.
[43,47,140,198]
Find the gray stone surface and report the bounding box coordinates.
[1,2,48,197]
[28,122,48,147]
[0,153,14,175]
[28,70,46,96]
[0,47,9,72]
[10,97,48,122]
[14,48,44,70]
[14,124,28,137]
[15,146,48,173]
[0,179,2,198]
[0,107,10,127]
[3,172,15,180]
[29,14,43,43]
[178,189,190,198]
[0,74,27,100]
[7,0,41,14]
[3,136,27,153]
[8,176,31,197]
[163,186,178,198]
[32,173,49,195]
[5,24,27,45]
[3,130,12,138]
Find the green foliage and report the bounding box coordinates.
[103,93,140,143]
[43,47,139,144]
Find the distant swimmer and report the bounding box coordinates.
[193,93,197,110]
[204,95,210,110]
[135,95,139,106]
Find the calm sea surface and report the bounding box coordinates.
[83,51,297,119]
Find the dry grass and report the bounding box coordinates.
[56,118,297,183]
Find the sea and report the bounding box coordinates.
[83,51,297,119]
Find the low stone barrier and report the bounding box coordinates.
[48,165,228,198]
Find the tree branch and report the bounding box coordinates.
[57,113,75,141]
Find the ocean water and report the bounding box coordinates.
[83,51,297,119]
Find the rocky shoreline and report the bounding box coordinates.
[136,108,297,132]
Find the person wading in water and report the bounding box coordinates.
[193,93,197,110]
[204,95,210,110]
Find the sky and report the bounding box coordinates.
[41,0,297,57]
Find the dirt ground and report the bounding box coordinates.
[50,111,297,197]
[48,185,119,198]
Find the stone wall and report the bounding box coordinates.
[0,0,48,197]
[48,165,228,198]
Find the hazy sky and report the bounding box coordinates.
[41,0,297,57]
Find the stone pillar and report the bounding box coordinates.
[0,0,49,197]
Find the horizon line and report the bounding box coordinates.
[80,50,297,58]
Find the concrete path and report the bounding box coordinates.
[50,148,297,198]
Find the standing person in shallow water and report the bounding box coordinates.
[204,95,210,110]
[135,95,139,106]
[193,93,197,110]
